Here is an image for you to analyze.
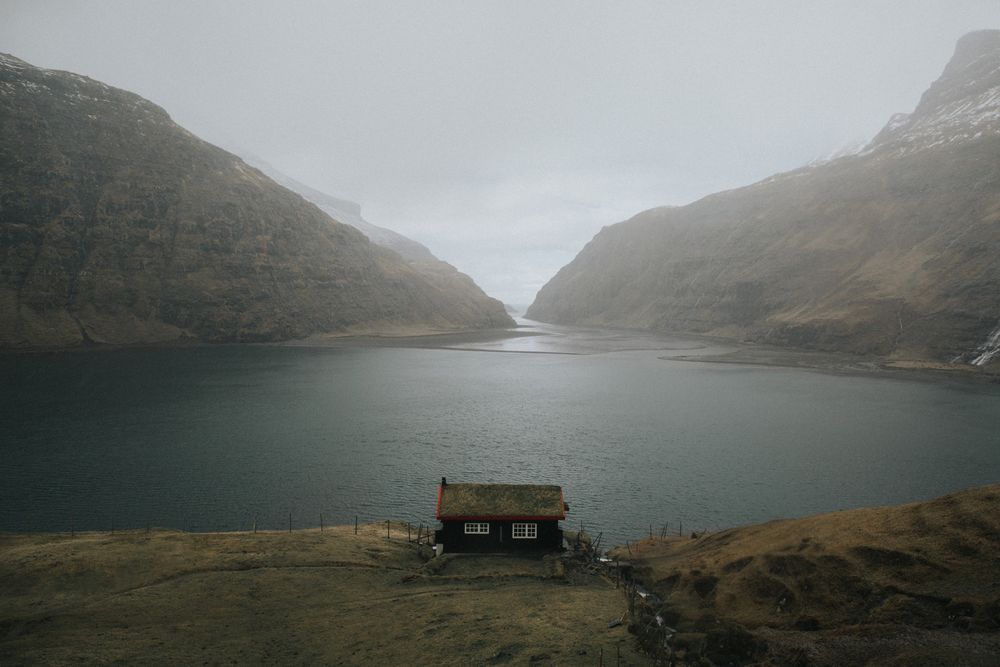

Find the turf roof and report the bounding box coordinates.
[437,483,566,519]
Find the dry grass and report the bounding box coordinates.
[609,485,1000,665]
[0,522,641,665]
[5,489,999,665]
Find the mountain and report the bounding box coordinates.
[0,54,512,348]
[233,155,519,333]
[235,154,527,340]
[528,31,1000,368]
[233,153,437,263]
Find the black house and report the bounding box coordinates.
[434,478,567,554]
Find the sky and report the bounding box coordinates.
[2,2,997,305]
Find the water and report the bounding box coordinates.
[2,323,998,545]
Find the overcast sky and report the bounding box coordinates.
[2,2,997,305]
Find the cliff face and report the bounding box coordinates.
[0,55,512,348]
[528,31,1000,366]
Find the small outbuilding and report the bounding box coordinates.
[433,478,567,554]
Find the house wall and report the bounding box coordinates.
[434,520,563,553]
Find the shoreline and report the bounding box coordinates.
[660,344,1000,385]
[307,320,1000,384]
[2,321,996,386]
[280,325,541,349]
[0,325,536,355]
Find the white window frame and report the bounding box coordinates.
[464,522,490,535]
[512,522,537,539]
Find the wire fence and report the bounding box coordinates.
[32,513,728,665]
[51,514,442,544]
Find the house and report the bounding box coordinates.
[433,478,567,554]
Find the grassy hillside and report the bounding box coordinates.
[610,485,1000,665]
[0,523,640,665]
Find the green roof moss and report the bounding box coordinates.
[437,483,566,519]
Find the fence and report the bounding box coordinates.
[47,512,728,665]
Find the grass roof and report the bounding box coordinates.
[437,483,565,519]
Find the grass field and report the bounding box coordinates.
[0,522,641,665]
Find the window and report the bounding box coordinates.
[512,522,537,539]
[464,522,489,534]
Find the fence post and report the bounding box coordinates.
[253,514,257,534]
[355,516,358,534]
[288,512,292,533]
[407,523,411,542]
[386,519,391,539]
[320,513,324,532]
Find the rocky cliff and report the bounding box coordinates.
[528,31,1000,367]
[0,55,512,348]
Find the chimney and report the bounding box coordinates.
[441,476,447,487]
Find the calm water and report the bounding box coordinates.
[2,323,999,545]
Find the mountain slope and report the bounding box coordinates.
[0,55,512,348]
[528,31,1000,367]
[238,156,514,330]
[235,154,437,263]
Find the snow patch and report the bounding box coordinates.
[808,138,871,166]
[885,112,910,133]
[17,80,48,93]
[874,84,1000,157]
[0,54,27,70]
[971,322,1000,366]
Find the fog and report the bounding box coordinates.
[2,1,996,304]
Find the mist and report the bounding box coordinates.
[2,1,996,304]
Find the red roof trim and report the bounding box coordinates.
[435,484,444,520]
[438,514,565,521]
